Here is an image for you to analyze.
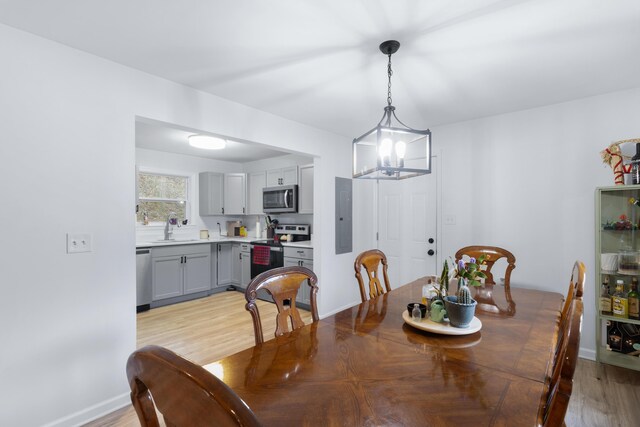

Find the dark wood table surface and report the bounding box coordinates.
[207,277,564,426]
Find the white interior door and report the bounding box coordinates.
[378,164,438,287]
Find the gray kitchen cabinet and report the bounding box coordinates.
[224,173,246,215]
[284,247,313,307]
[210,243,218,289]
[239,243,251,290]
[183,252,212,294]
[298,164,314,214]
[151,244,211,301]
[199,172,224,215]
[152,254,183,300]
[247,171,266,215]
[217,243,232,287]
[266,166,298,186]
[231,243,241,285]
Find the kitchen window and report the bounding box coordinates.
[136,171,190,225]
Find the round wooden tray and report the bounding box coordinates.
[402,311,482,335]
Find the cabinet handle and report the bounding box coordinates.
[222,207,224,214]
[243,207,245,214]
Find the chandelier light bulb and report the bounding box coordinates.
[379,138,392,159]
[395,141,406,159]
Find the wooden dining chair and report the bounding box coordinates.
[538,298,584,427]
[126,345,261,427]
[454,245,516,315]
[552,261,586,373]
[354,249,391,302]
[245,265,319,345]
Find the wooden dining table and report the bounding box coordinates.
[206,277,564,426]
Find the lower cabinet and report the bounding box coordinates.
[217,243,232,288]
[240,243,251,291]
[151,245,211,301]
[284,247,314,307]
[231,243,252,290]
[218,242,251,291]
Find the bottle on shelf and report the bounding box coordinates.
[631,143,640,185]
[628,278,639,320]
[612,280,629,318]
[600,275,612,315]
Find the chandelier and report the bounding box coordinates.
[353,40,432,180]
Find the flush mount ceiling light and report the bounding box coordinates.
[353,40,432,180]
[188,134,226,150]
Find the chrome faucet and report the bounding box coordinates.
[164,212,177,240]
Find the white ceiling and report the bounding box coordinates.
[135,119,291,162]
[1,0,639,141]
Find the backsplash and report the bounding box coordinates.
[135,213,312,243]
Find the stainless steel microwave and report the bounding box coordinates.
[263,185,298,214]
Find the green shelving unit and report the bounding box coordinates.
[595,185,640,371]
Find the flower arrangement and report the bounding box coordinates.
[437,255,488,304]
[453,255,488,288]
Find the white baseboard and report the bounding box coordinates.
[42,392,130,427]
[579,347,596,361]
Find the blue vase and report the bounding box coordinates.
[444,295,477,328]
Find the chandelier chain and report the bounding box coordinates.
[387,53,393,106]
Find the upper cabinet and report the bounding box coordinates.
[224,173,246,215]
[199,172,224,215]
[199,164,311,216]
[247,171,266,215]
[199,172,246,215]
[298,164,314,214]
[266,166,298,187]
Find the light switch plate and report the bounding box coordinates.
[67,233,92,253]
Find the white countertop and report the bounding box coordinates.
[136,237,313,249]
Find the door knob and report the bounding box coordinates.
[428,238,435,244]
[427,249,435,256]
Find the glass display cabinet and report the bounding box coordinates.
[595,186,640,371]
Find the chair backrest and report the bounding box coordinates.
[126,345,261,427]
[561,261,585,322]
[245,266,319,345]
[354,249,391,302]
[538,298,584,427]
[454,245,516,286]
[454,245,516,315]
[553,261,586,378]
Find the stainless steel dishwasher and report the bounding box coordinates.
[136,248,152,312]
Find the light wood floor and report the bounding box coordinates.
[86,292,640,427]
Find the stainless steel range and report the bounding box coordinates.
[249,224,310,302]
[250,239,284,279]
[250,224,311,278]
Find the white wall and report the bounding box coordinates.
[433,87,640,358]
[0,24,352,427]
